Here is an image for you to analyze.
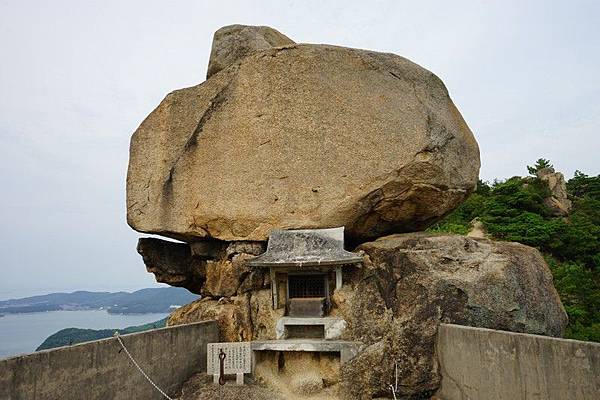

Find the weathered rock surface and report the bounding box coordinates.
[169,289,283,342]
[537,167,572,216]
[127,26,480,243]
[207,25,295,78]
[255,351,340,397]
[168,232,567,398]
[337,233,567,399]
[170,296,251,342]
[138,237,267,297]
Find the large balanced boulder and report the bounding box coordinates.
[127,25,480,243]
[168,232,567,398]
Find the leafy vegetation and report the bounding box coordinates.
[430,160,600,341]
[36,318,168,351]
[527,158,553,175]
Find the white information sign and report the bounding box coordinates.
[207,342,252,375]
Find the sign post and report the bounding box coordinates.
[207,342,252,385]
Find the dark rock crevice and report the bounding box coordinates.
[137,238,206,294]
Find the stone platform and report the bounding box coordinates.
[251,339,360,363]
[275,317,347,340]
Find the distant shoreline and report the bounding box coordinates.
[0,307,177,316]
[0,309,171,359]
[0,287,197,316]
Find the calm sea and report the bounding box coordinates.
[0,310,169,359]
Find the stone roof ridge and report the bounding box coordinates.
[247,226,363,267]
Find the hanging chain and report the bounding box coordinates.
[114,331,175,400]
[389,360,400,400]
[389,384,398,400]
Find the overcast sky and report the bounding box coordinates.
[0,0,598,299]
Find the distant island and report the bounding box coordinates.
[0,287,198,315]
[36,318,168,351]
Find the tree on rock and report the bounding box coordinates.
[527,158,554,175]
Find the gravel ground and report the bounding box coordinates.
[178,373,286,400]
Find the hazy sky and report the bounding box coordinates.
[1,0,598,299]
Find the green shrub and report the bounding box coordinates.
[431,162,600,340]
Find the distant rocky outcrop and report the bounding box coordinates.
[537,167,572,216]
[126,25,480,243]
[168,232,567,398]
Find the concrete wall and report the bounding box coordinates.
[436,324,600,400]
[0,320,218,400]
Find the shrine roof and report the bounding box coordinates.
[247,227,363,268]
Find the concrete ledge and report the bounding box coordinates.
[251,339,360,363]
[0,320,219,400]
[436,323,600,400]
[275,317,347,339]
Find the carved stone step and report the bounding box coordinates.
[276,317,347,340]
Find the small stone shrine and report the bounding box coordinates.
[207,227,362,389]
[247,228,361,390]
[248,227,362,317]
